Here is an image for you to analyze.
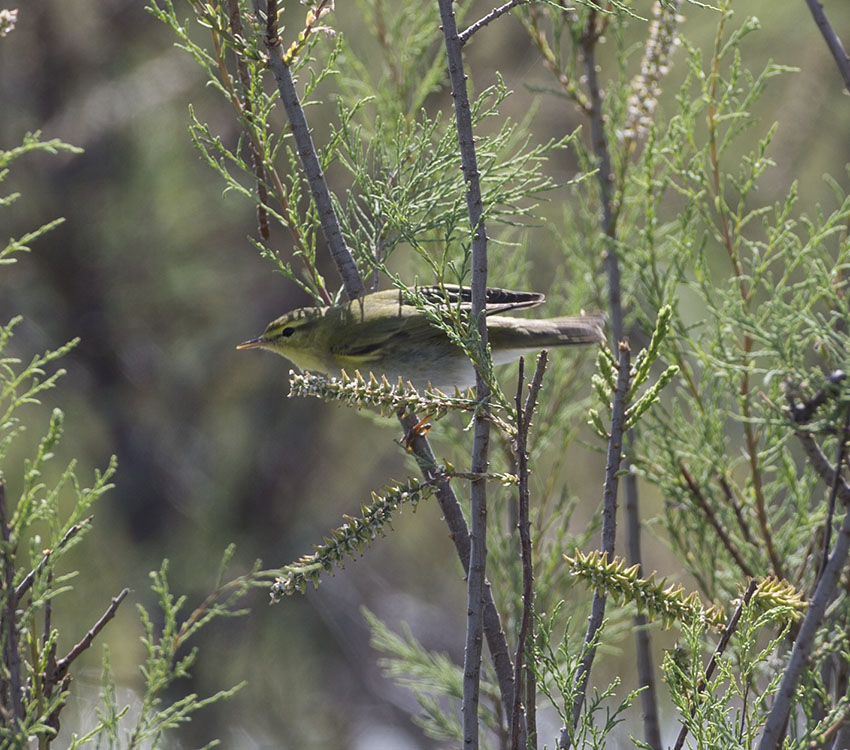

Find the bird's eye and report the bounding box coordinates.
[280,327,295,338]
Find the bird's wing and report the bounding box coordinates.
[418,285,545,315]
[329,309,437,365]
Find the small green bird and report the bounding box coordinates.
[237,286,605,391]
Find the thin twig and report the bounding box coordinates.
[263,2,364,301]
[226,0,270,240]
[45,588,130,688]
[0,480,23,723]
[803,0,850,94]
[510,353,547,750]
[583,10,661,746]
[561,340,631,749]
[673,579,759,750]
[819,408,850,581]
[211,21,330,302]
[459,0,528,46]
[795,432,850,507]
[582,10,621,342]
[786,370,846,424]
[14,517,93,602]
[717,474,754,544]
[522,5,591,113]
[680,463,755,578]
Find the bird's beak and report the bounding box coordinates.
[236,337,265,350]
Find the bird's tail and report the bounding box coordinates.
[488,313,605,358]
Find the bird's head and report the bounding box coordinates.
[237,305,331,372]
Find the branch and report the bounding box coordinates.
[45,588,130,688]
[225,0,270,241]
[398,410,516,725]
[14,517,93,602]
[625,453,662,750]
[717,474,755,544]
[819,408,850,581]
[786,370,846,424]
[680,463,755,578]
[510,353,548,750]
[584,10,661,747]
[561,340,631,749]
[0,480,24,722]
[436,0,493,745]
[758,508,850,750]
[459,0,528,46]
[263,1,364,301]
[803,0,850,94]
[582,10,621,342]
[795,431,850,506]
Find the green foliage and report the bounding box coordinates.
[270,476,437,599]
[0,132,270,750]
[626,1,850,598]
[0,133,81,266]
[567,550,727,630]
[117,556,253,749]
[363,607,469,742]
[589,304,679,437]
[662,600,791,749]
[289,368,481,417]
[145,0,850,746]
[534,603,641,750]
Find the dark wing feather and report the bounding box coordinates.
[417,285,545,315]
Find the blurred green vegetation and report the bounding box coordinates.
[2,0,849,747]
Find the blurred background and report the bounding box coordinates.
[2,1,849,747]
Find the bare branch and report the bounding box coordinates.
[758,508,850,750]
[263,2,365,301]
[625,457,662,750]
[510,352,547,750]
[46,588,130,688]
[397,410,515,724]
[795,431,850,506]
[459,0,528,46]
[561,340,631,749]
[819,408,850,581]
[803,0,850,94]
[786,370,846,424]
[436,0,493,745]
[0,480,24,722]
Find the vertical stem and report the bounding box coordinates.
[583,12,661,748]
[264,3,365,301]
[625,458,662,750]
[802,0,850,94]
[759,505,850,750]
[436,0,491,744]
[672,579,759,750]
[0,481,23,724]
[561,341,631,749]
[510,353,547,750]
[399,410,516,722]
[582,11,620,342]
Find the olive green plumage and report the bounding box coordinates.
[238,286,605,391]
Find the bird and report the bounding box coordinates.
[237,285,605,391]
